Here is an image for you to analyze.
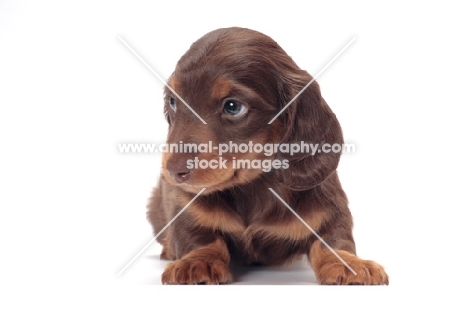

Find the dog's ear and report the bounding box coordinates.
[275,76,344,190]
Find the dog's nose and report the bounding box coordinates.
[166,157,192,183]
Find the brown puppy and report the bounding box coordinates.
[147,27,388,285]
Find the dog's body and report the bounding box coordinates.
[147,27,388,285]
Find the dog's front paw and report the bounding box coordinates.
[317,257,389,285]
[161,258,233,285]
[310,242,389,285]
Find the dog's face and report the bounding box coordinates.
[161,27,343,194]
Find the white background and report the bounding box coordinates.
[1,0,467,309]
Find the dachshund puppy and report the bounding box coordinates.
[147,27,388,285]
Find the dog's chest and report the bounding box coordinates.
[194,192,320,240]
[190,190,319,261]
[222,214,312,265]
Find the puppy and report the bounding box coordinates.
[147,27,388,285]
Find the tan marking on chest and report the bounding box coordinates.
[186,198,328,242]
[187,201,246,235]
[251,210,328,241]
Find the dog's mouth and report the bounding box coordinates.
[162,154,269,194]
[163,168,237,194]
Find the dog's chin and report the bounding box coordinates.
[163,168,264,194]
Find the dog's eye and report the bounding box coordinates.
[169,97,176,111]
[223,100,246,117]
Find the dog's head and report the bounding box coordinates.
[161,27,343,194]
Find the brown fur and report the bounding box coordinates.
[211,77,234,100]
[146,27,388,285]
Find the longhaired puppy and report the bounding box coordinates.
[147,27,389,285]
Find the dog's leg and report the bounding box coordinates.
[161,238,232,285]
[309,240,389,285]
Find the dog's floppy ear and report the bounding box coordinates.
[275,76,344,190]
